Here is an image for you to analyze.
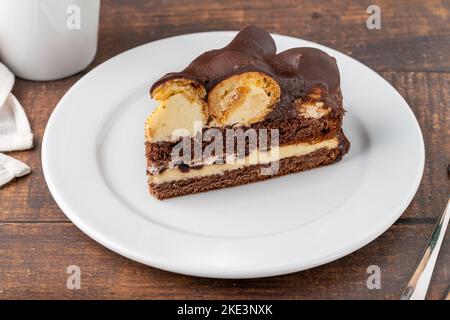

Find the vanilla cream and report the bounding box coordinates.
[149,137,338,184]
[145,93,206,142]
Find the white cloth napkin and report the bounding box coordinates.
[0,153,30,186]
[0,94,34,151]
[0,63,33,187]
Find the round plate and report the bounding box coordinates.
[42,31,424,278]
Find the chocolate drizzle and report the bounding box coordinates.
[150,25,340,95]
[175,162,205,173]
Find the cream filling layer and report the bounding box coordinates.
[149,137,339,184]
[217,85,271,126]
[146,93,206,143]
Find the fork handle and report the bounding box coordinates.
[400,199,450,300]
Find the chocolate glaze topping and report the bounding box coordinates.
[150,25,340,95]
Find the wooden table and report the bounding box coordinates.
[1,0,449,299]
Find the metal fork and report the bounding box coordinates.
[400,199,450,300]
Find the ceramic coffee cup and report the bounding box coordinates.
[0,0,100,81]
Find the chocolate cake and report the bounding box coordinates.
[145,25,350,199]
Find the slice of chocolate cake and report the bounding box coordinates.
[145,25,349,199]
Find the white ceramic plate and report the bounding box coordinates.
[42,31,424,279]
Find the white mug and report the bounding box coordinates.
[0,0,100,81]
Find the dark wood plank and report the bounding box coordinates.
[380,72,450,220]
[0,0,449,300]
[95,0,450,72]
[1,78,78,222]
[0,222,448,299]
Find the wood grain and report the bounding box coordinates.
[0,222,448,299]
[0,0,449,299]
[95,0,450,72]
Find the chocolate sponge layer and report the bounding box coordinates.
[146,107,344,169]
[148,132,350,200]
